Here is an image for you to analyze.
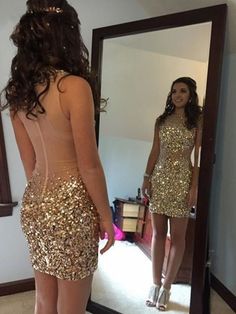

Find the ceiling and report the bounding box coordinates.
[111,22,212,63]
[135,0,236,54]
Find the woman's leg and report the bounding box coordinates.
[151,213,168,286]
[146,213,168,306]
[162,217,189,290]
[34,270,58,314]
[57,275,93,314]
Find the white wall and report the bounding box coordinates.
[99,41,208,203]
[0,0,150,283]
[209,52,236,295]
[0,0,235,298]
[99,136,152,204]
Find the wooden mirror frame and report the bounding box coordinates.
[89,4,227,314]
[0,113,18,217]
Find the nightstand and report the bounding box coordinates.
[113,198,145,236]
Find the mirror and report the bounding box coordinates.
[93,22,211,314]
[89,4,227,314]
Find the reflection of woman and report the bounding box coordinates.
[142,77,202,311]
[1,1,114,313]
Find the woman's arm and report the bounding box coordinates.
[142,122,160,198]
[10,112,36,181]
[59,76,114,253]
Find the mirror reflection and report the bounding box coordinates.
[92,22,212,313]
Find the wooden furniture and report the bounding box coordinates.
[0,113,18,217]
[113,198,145,236]
[134,206,196,284]
[134,206,152,256]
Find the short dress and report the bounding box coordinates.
[18,99,99,280]
[149,114,196,217]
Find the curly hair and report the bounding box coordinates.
[0,0,98,118]
[157,77,202,129]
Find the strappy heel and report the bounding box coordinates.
[157,287,171,311]
[145,284,160,307]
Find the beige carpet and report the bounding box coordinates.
[92,240,191,314]
[0,240,234,314]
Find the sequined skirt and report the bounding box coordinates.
[149,159,192,217]
[21,172,99,280]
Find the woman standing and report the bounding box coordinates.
[1,1,114,313]
[142,77,202,311]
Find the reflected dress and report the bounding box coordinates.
[18,94,99,280]
[149,114,196,217]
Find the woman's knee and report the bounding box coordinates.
[35,297,57,314]
[170,233,186,247]
[57,275,92,314]
[152,229,167,241]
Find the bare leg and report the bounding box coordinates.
[146,214,168,306]
[34,270,58,314]
[151,213,168,285]
[57,275,93,314]
[162,217,189,290]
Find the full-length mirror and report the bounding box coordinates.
[89,5,226,314]
[92,23,211,314]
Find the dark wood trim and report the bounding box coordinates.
[211,273,236,313]
[190,5,227,314]
[2,274,235,314]
[91,4,226,40]
[87,298,122,314]
[0,278,35,297]
[134,238,151,257]
[91,4,227,314]
[0,112,18,217]
[0,279,121,314]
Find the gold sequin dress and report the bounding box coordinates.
[18,95,99,280]
[149,114,196,217]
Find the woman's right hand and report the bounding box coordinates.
[99,220,115,254]
[142,178,152,199]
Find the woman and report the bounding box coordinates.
[142,77,202,311]
[1,1,114,313]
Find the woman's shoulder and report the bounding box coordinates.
[155,115,162,128]
[59,75,91,92]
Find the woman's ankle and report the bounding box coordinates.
[153,279,162,287]
[162,283,171,291]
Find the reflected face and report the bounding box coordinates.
[171,82,190,109]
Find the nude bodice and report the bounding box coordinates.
[18,78,79,190]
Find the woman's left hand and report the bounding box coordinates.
[187,185,198,208]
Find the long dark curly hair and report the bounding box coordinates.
[0,0,98,117]
[157,77,202,129]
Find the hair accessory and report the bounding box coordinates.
[28,7,63,14]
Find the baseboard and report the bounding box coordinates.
[1,274,235,313]
[0,278,35,297]
[0,278,120,314]
[87,299,122,314]
[211,273,236,312]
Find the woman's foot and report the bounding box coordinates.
[146,284,160,307]
[157,287,171,311]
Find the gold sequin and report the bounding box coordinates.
[149,114,196,217]
[21,172,99,280]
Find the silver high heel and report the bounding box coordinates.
[146,284,160,307]
[157,287,171,311]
